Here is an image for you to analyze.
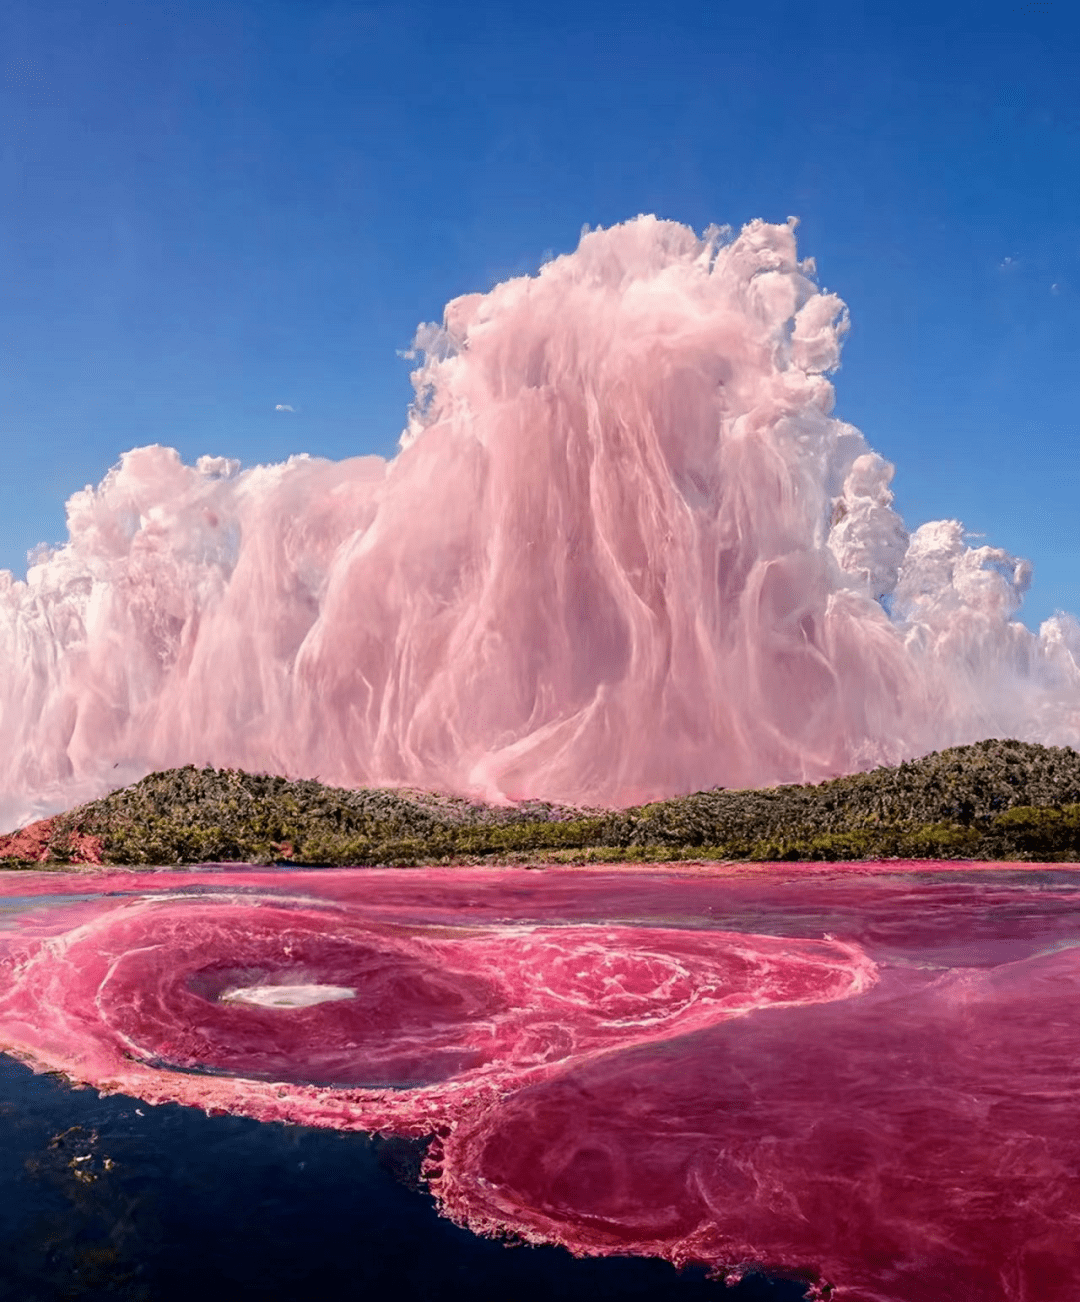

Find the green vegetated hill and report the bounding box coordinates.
[6,737,1080,868]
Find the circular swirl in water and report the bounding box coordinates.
[91,899,506,1088]
[0,883,876,1136]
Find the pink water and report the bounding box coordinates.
[3,861,1080,1300]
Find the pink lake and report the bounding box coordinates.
[2,860,1078,1302]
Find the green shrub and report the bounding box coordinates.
[13,740,1080,868]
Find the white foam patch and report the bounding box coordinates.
[219,984,357,1009]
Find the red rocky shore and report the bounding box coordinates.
[0,818,103,866]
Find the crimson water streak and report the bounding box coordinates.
[2,217,1079,826]
[3,862,1080,1300]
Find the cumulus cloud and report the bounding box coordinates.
[1,215,1078,826]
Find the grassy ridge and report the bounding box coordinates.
[6,737,1080,868]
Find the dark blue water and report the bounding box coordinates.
[0,1054,809,1302]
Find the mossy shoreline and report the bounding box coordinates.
[4,738,1080,869]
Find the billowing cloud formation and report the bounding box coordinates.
[1,216,1079,826]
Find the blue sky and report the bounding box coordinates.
[1,0,1077,629]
